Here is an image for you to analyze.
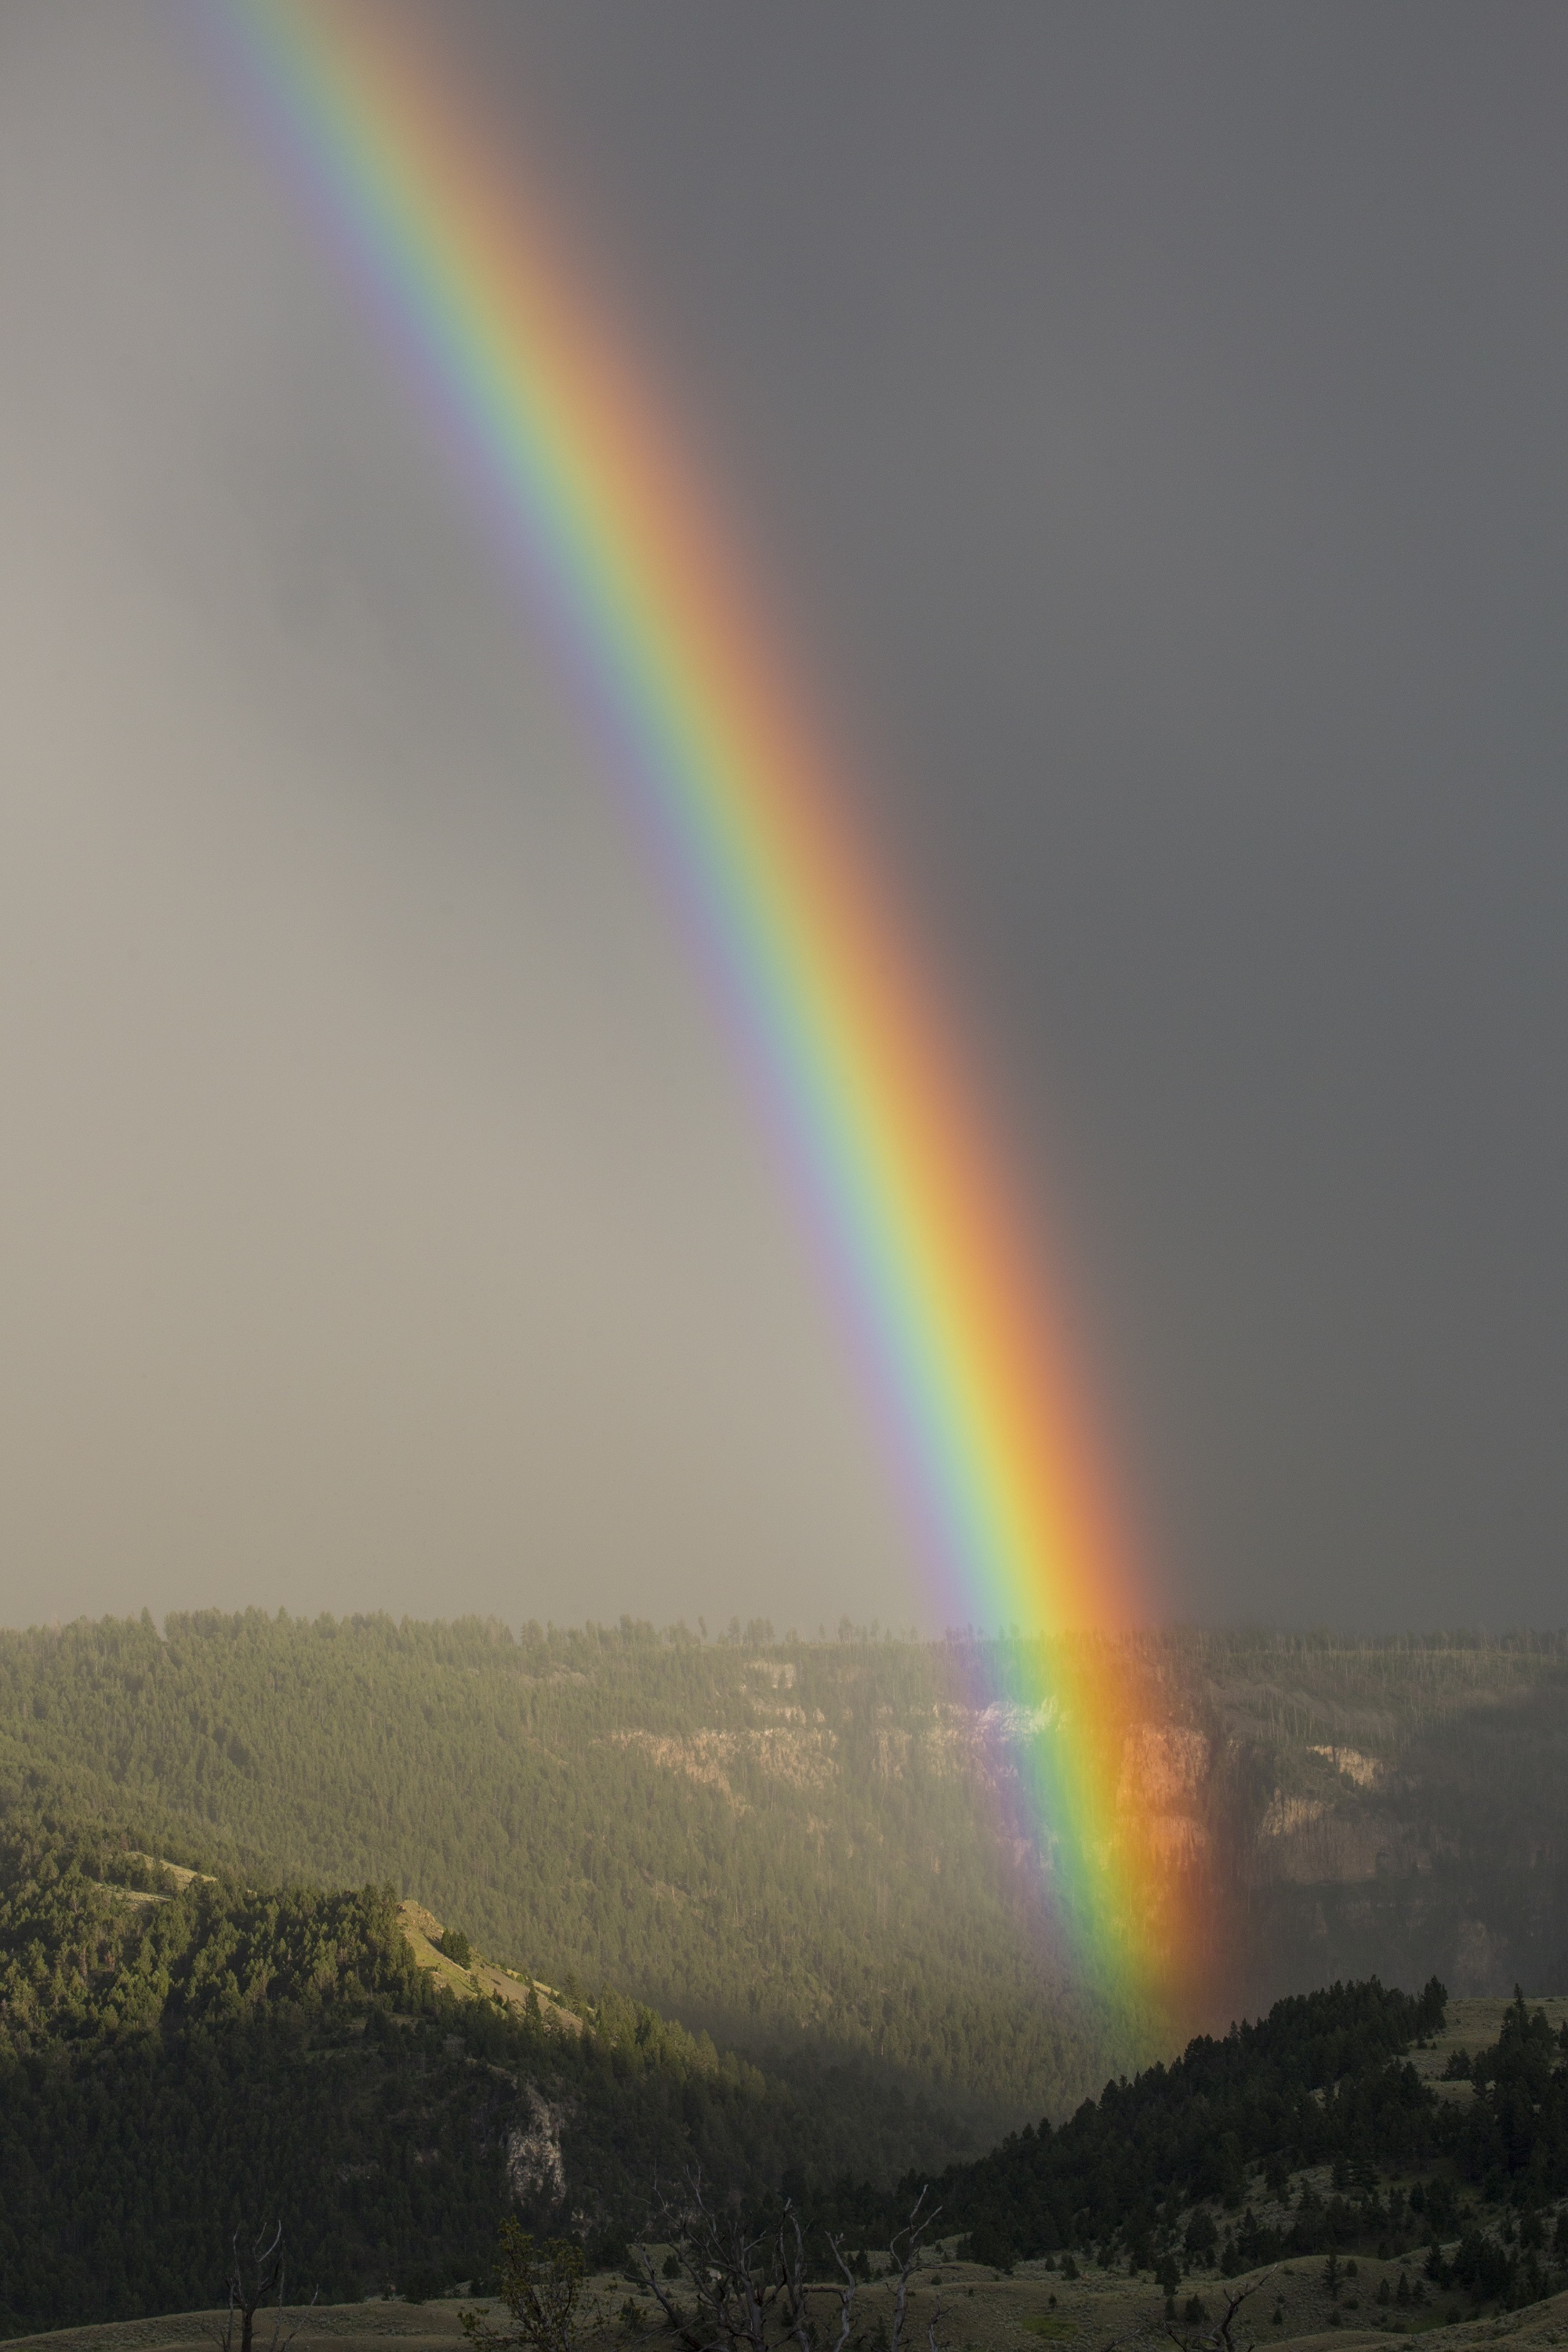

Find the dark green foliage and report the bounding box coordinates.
[0,1824,418,2056]
[441,1929,473,1969]
[4,1614,1568,2134]
[838,1978,1568,2323]
[0,1612,1160,2130]
[895,1977,1450,2270]
[1185,2212,1218,2261]
[462,2225,584,2352]
[0,1824,964,2338]
[1448,1991,1568,2214]
[401,2264,449,2307]
[3,1617,1568,2339]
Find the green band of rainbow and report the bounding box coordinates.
[212,0,1186,2004]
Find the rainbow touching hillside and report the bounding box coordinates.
[211,0,1194,2012]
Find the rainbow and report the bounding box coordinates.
[210,0,1185,2005]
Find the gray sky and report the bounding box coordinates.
[0,2,1563,1635]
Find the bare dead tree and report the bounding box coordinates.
[631,2173,785,2352]
[881,2187,941,2352]
[215,2223,317,2352]
[1164,2273,1272,2352]
[631,2175,942,2352]
[781,2208,855,2352]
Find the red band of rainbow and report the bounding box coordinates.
[212,0,1190,2011]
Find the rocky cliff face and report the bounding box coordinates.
[599,1637,1568,2025]
[3,1614,1558,2129]
[1133,1642,1568,2018]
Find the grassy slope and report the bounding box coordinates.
[396,1899,586,2033]
[10,2275,1568,2352]
[1406,1997,1568,2105]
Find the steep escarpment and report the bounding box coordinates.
[1193,1638,1568,2014]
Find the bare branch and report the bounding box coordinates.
[887,2188,942,2352]
[626,2239,699,2350]
[635,2173,870,2352]
[817,2231,860,2352]
[779,2206,821,2352]
[1163,2272,1272,2352]
[214,2221,295,2352]
[630,2173,776,2352]
[267,2286,318,2352]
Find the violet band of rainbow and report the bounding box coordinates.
[211,0,1179,2003]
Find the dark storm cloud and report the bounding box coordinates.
[466,3,1568,1624]
[0,2,1563,1631]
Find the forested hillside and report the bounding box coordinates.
[0,1823,956,2332]
[0,1613,1157,2129]
[866,1980,1568,2318]
[6,1823,1568,2341]
[1,1615,1566,2140]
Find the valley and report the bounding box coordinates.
[2,1614,1565,2122]
[3,1617,1567,2342]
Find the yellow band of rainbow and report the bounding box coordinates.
[213,0,1189,2009]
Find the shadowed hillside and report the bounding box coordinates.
[5,1840,1567,2352]
[0,1824,969,2330]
